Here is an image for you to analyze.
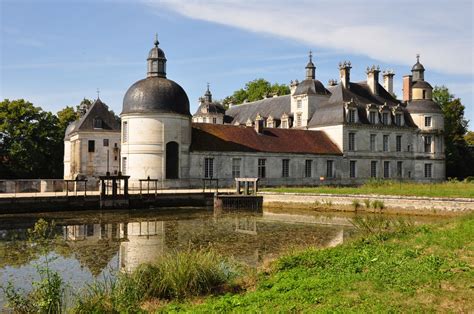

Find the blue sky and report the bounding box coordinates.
[1,0,473,129]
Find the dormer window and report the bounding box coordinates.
[348,109,356,123]
[267,116,274,128]
[296,113,302,127]
[297,99,302,110]
[395,113,402,126]
[281,113,290,129]
[345,99,358,124]
[93,118,103,129]
[382,112,389,125]
[369,111,377,124]
[425,116,432,127]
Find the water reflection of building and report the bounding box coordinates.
[61,213,350,274]
[119,221,165,272]
[63,223,123,276]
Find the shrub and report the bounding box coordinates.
[372,200,385,210]
[352,199,361,210]
[363,199,371,208]
[74,249,238,312]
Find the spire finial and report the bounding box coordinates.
[416,53,420,63]
[207,82,210,92]
[154,33,159,47]
[96,88,100,99]
[309,50,313,63]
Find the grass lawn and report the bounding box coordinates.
[161,214,474,313]
[262,180,474,198]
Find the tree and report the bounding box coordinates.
[432,86,472,179]
[0,99,63,178]
[224,78,290,105]
[465,131,474,146]
[57,106,78,132]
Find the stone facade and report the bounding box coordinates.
[63,99,121,185]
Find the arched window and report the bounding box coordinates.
[166,141,179,179]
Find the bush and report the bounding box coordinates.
[364,199,371,208]
[74,249,238,312]
[372,200,385,210]
[352,199,361,210]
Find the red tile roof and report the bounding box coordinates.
[191,123,342,155]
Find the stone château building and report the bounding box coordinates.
[63,98,121,184]
[65,37,445,187]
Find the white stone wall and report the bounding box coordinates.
[64,131,121,180]
[192,114,223,124]
[121,113,191,183]
[188,151,343,187]
[310,124,344,150]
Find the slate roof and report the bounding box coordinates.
[412,80,432,89]
[293,79,331,96]
[406,99,443,114]
[65,98,121,140]
[190,123,342,155]
[225,95,292,124]
[193,102,226,116]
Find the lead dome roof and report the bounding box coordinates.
[121,38,190,116]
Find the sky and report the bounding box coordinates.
[1,0,473,129]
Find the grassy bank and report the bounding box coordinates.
[262,180,474,198]
[161,214,473,312]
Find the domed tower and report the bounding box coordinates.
[405,55,445,181]
[121,35,191,186]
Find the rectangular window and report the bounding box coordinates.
[281,120,288,128]
[204,158,214,178]
[383,135,389,152]
[212,117,217,124]
[103,139,109,147]
[282,159,290,178]
[397,161,403,177]
[349,160,356,178]
[297,99,302,109]
[396,135,402,152]
[232,158,241,178]
[122,121,128,142]
[423,90,427,99]
[348,109,356,123]
[424,136,432,153]
[88,140,95,152]
[371,161,377,178]
[296,113,302,127]
[424,163,432,178]
[370,134,376,152]
[93,118,102,129]
[369,111,376,124]
[326,160,334,178]
[122,157,127,175]
[395,113,402,126]
[258,159,266,178]
[382,112,389,125]
[384,161,390,178]
[348,132,355,151]
[304,160,312,178]
[425,116,432,127]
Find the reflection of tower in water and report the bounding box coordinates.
[119,220,165,272]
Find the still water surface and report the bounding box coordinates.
[0,207,441,307]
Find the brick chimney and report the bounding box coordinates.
[339,61,351,88]
[402,75,412,102]
[366,65,380,95]
[290,79,299,95]
[382,70,395,96]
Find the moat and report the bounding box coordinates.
[0,207,445,308]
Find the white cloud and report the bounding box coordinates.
[144,0,473,75]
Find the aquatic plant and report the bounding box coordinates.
[371,200,385,211]
[351,199,361,210]
[74,249,239,312]
[363,199,371,208]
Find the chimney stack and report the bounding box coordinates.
[328,79,338,87]
[290,79,299,95]
[402,75,412,102]
[383,70,395,96]
[339,61,351,88]
[366,65,380,95]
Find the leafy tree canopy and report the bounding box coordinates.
[0,99,63,178]
[432,86,472,178]
[465,131,474,146]
[223,78,290,106]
